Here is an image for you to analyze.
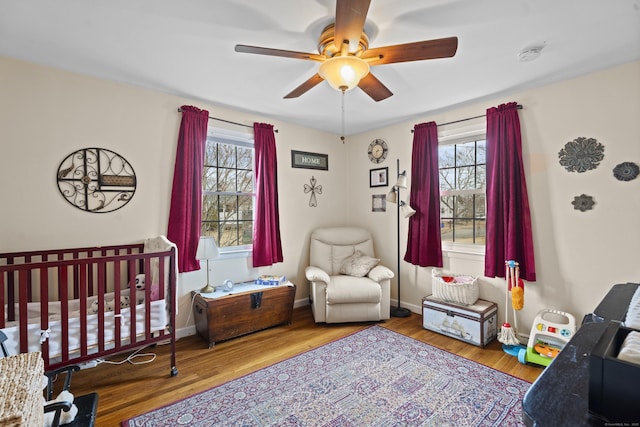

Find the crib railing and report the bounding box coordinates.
[0,244,177,375]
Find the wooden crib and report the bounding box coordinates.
[0,237,178,376]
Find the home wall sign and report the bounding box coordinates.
[291,150,328,170]
[56,148,136,213]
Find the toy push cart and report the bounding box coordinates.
[518,308,576,367]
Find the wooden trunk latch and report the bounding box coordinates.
[251,292,263,309]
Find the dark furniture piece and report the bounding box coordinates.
[44,365,98,427]
[192,283,296,348]
[521,282,639,427]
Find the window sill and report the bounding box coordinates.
[218,249,252,260]
[441,242,485,258]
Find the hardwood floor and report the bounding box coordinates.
[64,306,543,426]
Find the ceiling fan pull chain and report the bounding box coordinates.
[340,88,346,143]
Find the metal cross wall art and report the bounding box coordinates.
[57,148,137,213]
[303,176,322,207]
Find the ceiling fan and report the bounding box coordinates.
[235,0,458,102]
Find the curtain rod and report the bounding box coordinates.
[177,108,278,133]
[411,104,523,132]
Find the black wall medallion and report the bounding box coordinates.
[558,137,605,173]
[613,162,639,182]
[57,148,137,213]
[571,194,595,212]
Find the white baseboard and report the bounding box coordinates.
[393,299,422,314]
[294,297,310,309]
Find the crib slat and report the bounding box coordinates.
[6,256,15,322]
[113,260,121,350]
[25,255,33,302]
[40,265,50,367]
[18,270,28,353]
[79,264,88,357]
[97,262,106,354]
[59,266,69,363]
[144,258,152,341]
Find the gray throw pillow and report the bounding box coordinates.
[339,250,380,277]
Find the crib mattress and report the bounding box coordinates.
[2,290,166,358]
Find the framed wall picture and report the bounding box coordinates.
[291,150,328,170]
[372,194,386,212]
[370,167,389,187]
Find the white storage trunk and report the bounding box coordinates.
[422,295,498,347]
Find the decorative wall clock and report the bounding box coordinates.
[368,139,388,164]
[558,137,604,173]
[56,148,137,213]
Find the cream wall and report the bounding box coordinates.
[344,60,640,334]
[0,56,349,334]
[1,55,639,340]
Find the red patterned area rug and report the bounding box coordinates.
[123,325,530,426]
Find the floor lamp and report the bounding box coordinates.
[387,159,416,318]
[196,236,220,293]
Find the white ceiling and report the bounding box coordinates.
[1,0,639,135]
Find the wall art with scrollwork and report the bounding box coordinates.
[558,136,605,173]
[303,176,322,207]
[56,148,137,213]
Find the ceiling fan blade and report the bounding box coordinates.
[235,45,324,62]
[360,37,458,66]
[358,72,393,102]
[284,74,325,99]
[334,0,371,51]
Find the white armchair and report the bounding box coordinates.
[305,227,394,323]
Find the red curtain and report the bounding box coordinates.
[167,105,209,273]
[404,122,443,267]
[485,102,536,281]
[252,123,283,267]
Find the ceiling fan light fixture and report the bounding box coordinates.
[319,56,370,92]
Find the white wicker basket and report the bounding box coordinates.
[431,269,479,306]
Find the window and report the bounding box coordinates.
[202,129,254,253]
[438,137,486,245]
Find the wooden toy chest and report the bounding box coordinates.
[192,283,296,348]
[422,295,498,347]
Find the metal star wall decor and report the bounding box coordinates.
[304,176,322,207]
[572,194,595,212]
